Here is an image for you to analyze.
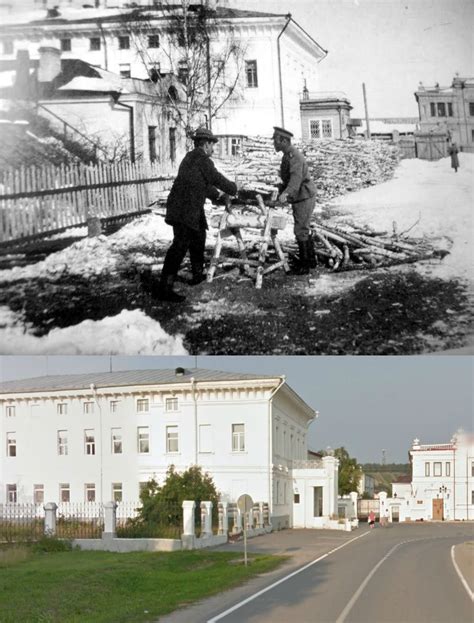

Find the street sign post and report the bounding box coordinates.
[237,494,254,566]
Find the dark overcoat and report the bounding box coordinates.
[279,145,316,203]
[166,147,237,231]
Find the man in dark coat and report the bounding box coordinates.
[273,126,317,275]
[157,127,237,302]
[448,141,460,172]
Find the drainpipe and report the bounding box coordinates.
[268,376,286,516]
[97,20,108,71]
[90,383,104,505]
[277,14,292,127]
[113,98,135,162]
[190,377,197,464]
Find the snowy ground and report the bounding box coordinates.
[0,153,472,354]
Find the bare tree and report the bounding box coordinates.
[120,1,246,141]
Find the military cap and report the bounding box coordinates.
[193,126,219,143]
[273,126,294,140]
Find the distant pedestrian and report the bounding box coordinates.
[368,510,376,529]
[448,141,459,172]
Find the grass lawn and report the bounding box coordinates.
[0,546,286,622]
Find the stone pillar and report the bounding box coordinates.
[88,217,102,237]
[233,507,242,533]
[201,501,213,538]
[182,501,195,537]
[349,491,358,519]
[103,501,117,538]
[218,502,228,536]
[379,491,387,523]
[258,502,265,529]
[323,455,338,517]
[44,502,58,535]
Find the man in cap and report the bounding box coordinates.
[155,126,238,302]
[272,126,317,274]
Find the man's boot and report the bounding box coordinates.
[289,240,309,275]
[188,267,206,286]
[155,275,186,302]
[306,234,318,269]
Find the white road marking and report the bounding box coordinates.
[206,531,370,623]
[451,544,474,602]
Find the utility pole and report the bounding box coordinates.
[382,449,386,465]
[362,82,371,139]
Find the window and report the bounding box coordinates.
[425,462,430,477]
[58,430,68,456]
[447,102,453,116]
[118,35,130,49]
[137,398,149,413]
[322,119,333,138]
[433,462,442,477]
[231,137,241,156]
[472,490,474,505]
[137,427,149,453]
[57,403,67,415]
[7,484,17,503]
[90,37,101,51]
[6,432,16,457]
[199,424,212,453]
[60,38,71,52]
[148,126,157,162]
[33,484,44,504]
[313,486,323,517]
[169,127,176,163]
[5,405,15,417]
[469,102,474,116]
[294,493,300,504]
[110,400,119,413]
[165,397,178,412]
[178,60,188,85]
[472,461,474,477]
[232,423,245,452]
[310,120,321,139]
[446,462,451,477]
[112,482,123,502]
[430,102,436,117]
[166,425,179,453]
[59,483,70,503]
[436,102,446,117]
[84,430,95,455]
[111,428,122,454]
[148,34,160,48]
[83,401,94,414]
[119,63,131,78]
[245,60,258,88]
[85,483,96,502]
[3,40,13,55]
[149,63,160,82]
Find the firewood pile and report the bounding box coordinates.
[215,136,400,207]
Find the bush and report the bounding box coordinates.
[32,536,73,553]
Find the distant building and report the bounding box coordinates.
[357,472,375,497]
[0,367,340,530]
[300,90,353,140]
[414,76,474,154]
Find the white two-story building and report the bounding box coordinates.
[0,367,338,529]
[387,431,474,522]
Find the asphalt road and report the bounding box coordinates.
[159,524,474,623]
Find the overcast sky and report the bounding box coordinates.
[236,0,473,118]
[1,355,472,463]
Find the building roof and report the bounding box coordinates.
[0,368,282,394]
[393,475,411,484]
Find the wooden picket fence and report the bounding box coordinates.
[0,160,174,245]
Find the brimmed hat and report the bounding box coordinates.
[273,126,293,140]
[193,126,218,143]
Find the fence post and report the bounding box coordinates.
[44,502,58,536]
[378,491,387,523]
[102,501,117,539]
[233,507,243,534]
[182,500,195,550]
[258,502,264,529]
[201,501,213,538]
[88,216,102,237]
[218,501,228,536]
[349,491,358,519]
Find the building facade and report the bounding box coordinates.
[300,91,353,140]
[386,431,474,522]
[0,3,327,141]
[414,76,474,153]
[0,367,338,528]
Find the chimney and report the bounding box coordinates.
[14,50,32,100]
[38,46,61,83]
[175,367,185,377]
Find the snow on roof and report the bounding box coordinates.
[58,76,128,93]
[360,121,417,134]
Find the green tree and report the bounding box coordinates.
[138,465,220,528]
[320,447,362,495]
